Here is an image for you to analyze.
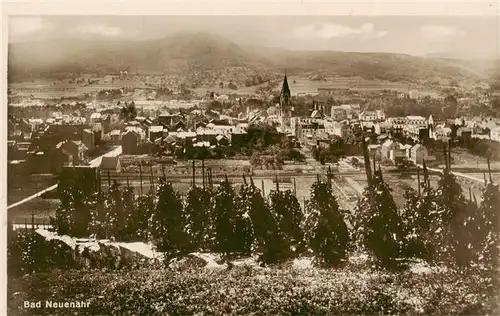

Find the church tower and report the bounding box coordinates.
[279,71,292,130]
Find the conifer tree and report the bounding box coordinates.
[88,190,107,239]
[120,185,136,241]
[478,182,500,267]
[213,178,236,254]
[352,169,404,267]
[268,188,304,255]
[106,180,124,239]
[136,192,155,241]
[185,186,215,251]
[432,172,473,266]
[303,179,351,266]
[213,177,253,255]
[151,177,189,254]
[399,186,437,260]
[237,180,281,261]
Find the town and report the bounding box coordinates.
[6,13,500,316]
[7,71,500,211]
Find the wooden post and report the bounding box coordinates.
[31,210,35,232]
[275,175,279,191]
[150,168,154,194]
[126,176,130,188]
[443,145,448,173]
[487,157,492,182]
[139,163,143,197]
[293,177,297,196]
[261,179,265,197]
[107,170,111,188]
[243,174,247,185]
[448,139,452,171]
[202,159,205,189]
[361,137,373,188]
[98,171,102,192]
[417,167,421,196]
[372,154,376,177]
[469,187,472,201]
[192,160,196,187]
[422,159,428,188]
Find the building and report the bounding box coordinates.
[122,130,140,155]
[359,111,378,122]
[405,116,427,127]
[278,73,293,133]
[82,129,95,150]
[330,104,360,121]
[55,140,88,165]
[490,126,500,142]
[410,144,429,165]
[99,156,122,173]
[318,87,336,97]
[409,90,419,100]
[381,139,399,160]
[149,125,164,142]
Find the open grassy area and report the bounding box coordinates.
[7,256,498,315]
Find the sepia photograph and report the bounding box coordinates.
[3,1,500,315]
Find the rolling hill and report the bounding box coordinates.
[8,31,497,87]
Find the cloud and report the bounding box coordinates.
[74,24,123,37]
[291,22,387,40]
[9,17,53,35]
[420,25,466,42]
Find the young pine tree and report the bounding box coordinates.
[268,188,304,255]
[136,193,156,241]
[120,185,137,241]
[106,181,124,240]
[185,186,215,251]
[352,169,405,268]
[478,182,500,268]
[303,179,351,267]
[238,180,285,263]
[150,177,189,255]
[213,177,253,255]
[432,172,473,266]
[399,186,437,261]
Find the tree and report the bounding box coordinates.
[150,177,189,255]
[399,186,436,260]
[351,169,405,268]
[119,185,137,241]
[120,101,137,121]
[184,186,215,251]
[213,177,253,255]
[135,193,155,241]
[477,182,500,267]
[237,179,282,262]
[268,187,304,256]
[106,180,124,240]
[431,172,473,266]
[303,179,351,266]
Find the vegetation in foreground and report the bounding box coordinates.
[7,260,499,316]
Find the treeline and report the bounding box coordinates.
[34,154,499,272]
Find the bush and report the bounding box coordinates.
[7,265,499,315]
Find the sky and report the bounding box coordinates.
[7,15,499,59]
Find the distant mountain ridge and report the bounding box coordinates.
[7,31,497,85]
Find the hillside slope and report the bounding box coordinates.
[8,32,494,86]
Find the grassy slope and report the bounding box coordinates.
[7,256,499,315]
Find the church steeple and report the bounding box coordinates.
[280,71,291,107]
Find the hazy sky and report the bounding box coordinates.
[8,15,499,58]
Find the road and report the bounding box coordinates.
[7,146,122,210]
